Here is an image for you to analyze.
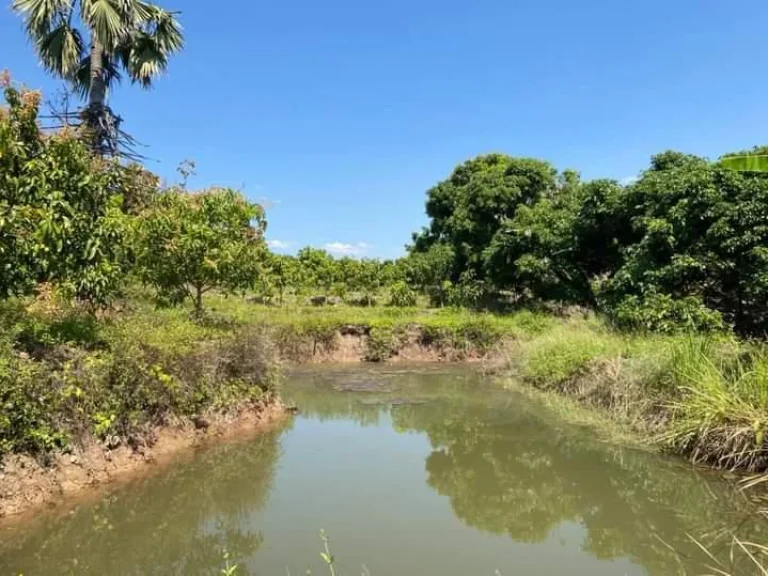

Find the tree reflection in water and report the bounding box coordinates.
[2,368,765,576]
[289,368,767,576]
[0,422,289,575]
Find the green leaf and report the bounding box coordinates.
[720,155,768,172]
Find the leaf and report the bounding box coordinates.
[721,155,768,172]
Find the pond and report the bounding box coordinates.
[0,366,765,575]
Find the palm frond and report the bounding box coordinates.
[123,32,167,87]
[80,0,127,48]
[37,22,85,78]
[141,5,183,53]
[130,0,155,23]
[12,0,73,38]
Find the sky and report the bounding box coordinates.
[3,0,768,258]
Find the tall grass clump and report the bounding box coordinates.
[665,339,768,472]
[515,319,628,386]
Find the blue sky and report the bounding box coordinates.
[3,0,768,258]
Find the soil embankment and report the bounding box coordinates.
[0,401,285,519]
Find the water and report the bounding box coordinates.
[0,366,765,575]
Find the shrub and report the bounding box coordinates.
[0,82,129,306]
[609,293,726,333]
[0,349,66,458]
[364,327,396,362]
[388,281,417,307]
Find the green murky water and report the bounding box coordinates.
[0,366,765,575]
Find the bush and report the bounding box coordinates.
[609,293,726,333]
[0,82,129,306]
[364,327,396,362]
[0,349,66,458]
[0,314,280,461]
[388,281,417,307]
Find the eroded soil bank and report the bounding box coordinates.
[274,324,508,364]
[0,401,285,519]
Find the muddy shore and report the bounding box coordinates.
[0,401,286,519]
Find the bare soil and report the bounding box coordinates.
[0,401,286,519]
[305,332,499,363]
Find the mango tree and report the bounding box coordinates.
[0,80,128,306]
[136,188,266,314]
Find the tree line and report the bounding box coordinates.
[409,150,768,335]
[0,78,435,314]
[5,75,768,333]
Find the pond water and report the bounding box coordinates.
[0,366,765,575]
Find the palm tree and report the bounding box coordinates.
[12,0,183,154]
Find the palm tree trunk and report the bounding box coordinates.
[82,40,114,155]
[89,41,107,108]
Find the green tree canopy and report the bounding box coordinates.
[484,178,629,306]
[604,154,768,333]
[412,154,558,281]
[296,247,336,296]
[136,188,266,313]
[0,80,128,305]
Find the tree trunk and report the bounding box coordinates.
[193,285,203,314]
[89,41,107,108]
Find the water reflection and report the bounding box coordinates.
[0,424,287,575]
[1,368,765,576]
[287,368,767,576]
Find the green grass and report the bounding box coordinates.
[115,290,559,363]
[507,316,768,474]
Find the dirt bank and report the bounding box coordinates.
[278,326,507,364]
[0,401,286,519]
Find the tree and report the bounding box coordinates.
[136,188,266,314]
[412,154,558,281]
[0,79,128,306]
[261,253,300,305]
[404,243,455,307]
[602,151,768,334]
[296,247,336,296]
[485,178,630,306]
[12,0,183,154]
[353,259,384,306]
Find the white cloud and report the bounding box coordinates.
[620,175,639,186]
[323,241,369,256]
[267,239,293,250]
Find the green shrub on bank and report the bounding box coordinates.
[609,293,726,333]
[0,304,279,462]
[364,327,397,362]
[388,281,417,307]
